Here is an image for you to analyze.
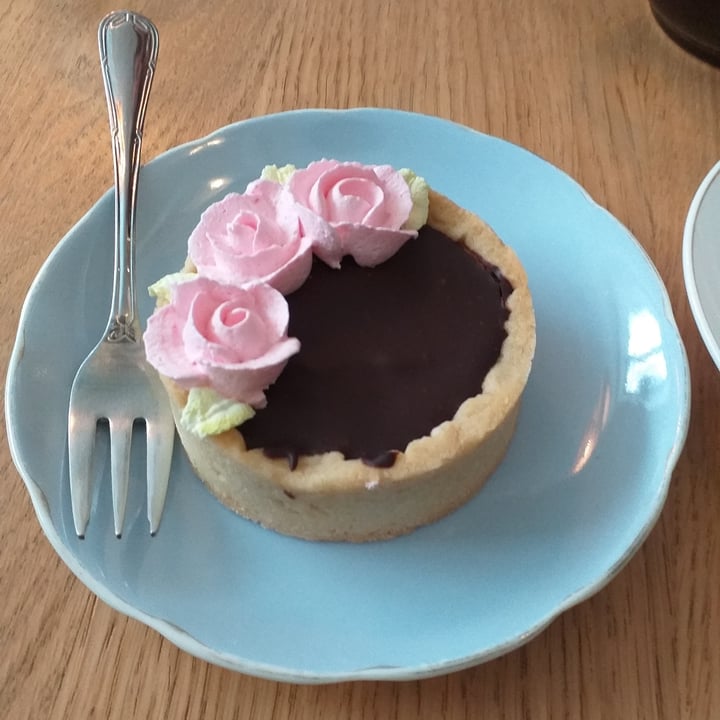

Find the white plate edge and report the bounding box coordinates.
[683,159,720,370]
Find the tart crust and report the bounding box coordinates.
[160,189,536,541]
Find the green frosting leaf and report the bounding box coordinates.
[399,168,429,230]
[260,164,297,184]
[181,387,255,437]
[148,272,197,306]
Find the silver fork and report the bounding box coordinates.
[68,10,174,538]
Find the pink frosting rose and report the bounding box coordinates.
[145,276,300,407]
[287,160,416,267]
[188,180,312,295]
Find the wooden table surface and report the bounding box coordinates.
[2,0,719,717]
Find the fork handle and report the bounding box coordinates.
[99,11,159,342]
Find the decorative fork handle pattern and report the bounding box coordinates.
[98,11,159,342]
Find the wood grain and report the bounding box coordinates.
[2,0,719,717]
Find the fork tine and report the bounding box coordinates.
[68,411,97,538]
[145,418,174,535]
[109,417,133,538]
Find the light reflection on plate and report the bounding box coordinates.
[684,160,720,371]
[5,109,690,682]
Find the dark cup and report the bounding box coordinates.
[650,0,720,66]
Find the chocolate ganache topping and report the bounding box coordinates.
[239,225,513,467]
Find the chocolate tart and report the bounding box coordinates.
[159,189,535,541]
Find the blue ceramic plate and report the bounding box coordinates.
[6,109,690,682]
